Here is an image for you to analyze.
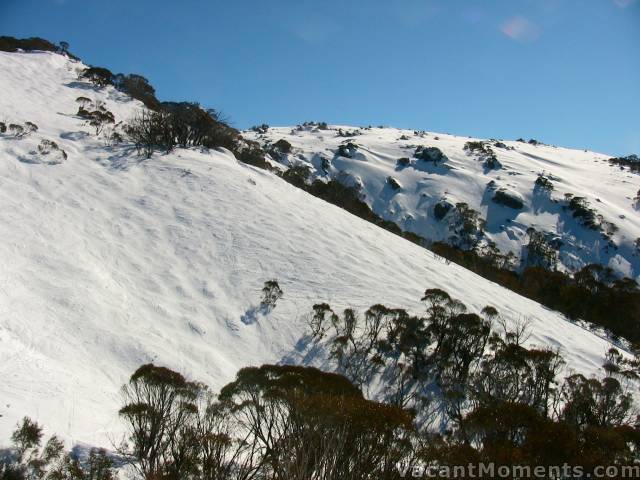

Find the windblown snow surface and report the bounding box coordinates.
[0,51,630,448]
[245,125,640,280]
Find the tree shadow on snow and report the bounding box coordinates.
[480,184,521,233]
[241,304,270,325]
[60,130,90,141]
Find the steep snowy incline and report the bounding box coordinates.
[0,51,622,447]
[244,125,640,280]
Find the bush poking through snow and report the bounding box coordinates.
[433,199,453,220]
[535,173,554,192]
[524,228,559,270]
[447,202,486,249]
[386,176,401,190]
[8,124,24,137]
[282,165,311,188]
[5,122,37,138]
[493,189,524,209]
[34,139,67,163]
[337,142,359,158]
[566,196,599,231]
[414,145,447,164]
[396,157,411,169]
[80,66,115,87]
[272,138,292,154]
[261,280,283,309]
[464,141,500,169]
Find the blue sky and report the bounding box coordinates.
[2,0,639,155]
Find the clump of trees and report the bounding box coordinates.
[608,154,639,174]
[5,287,640,479]
[76,99,115,135]
[260,280,283,309]
[281,164,311,188]
[447,202,486,249]
[3,121,38,139]
[565,195,599,230]
[535,172,554,192]
[266,138,292,160]
[306,290,640,474]
[524,227,559,270]
[432,240,640,342]
[464,141,500,169]
[37,139,68,162]
[1,417,113,479]
[113,363,412,480]
[123,103,270,170]
[0,36,80,60]
[78,64,272,168]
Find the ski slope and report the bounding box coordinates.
[245,124,640,280]
[0,51,627,447]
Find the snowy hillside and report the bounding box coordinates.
[0,51,628,448]
[244,125,640,280]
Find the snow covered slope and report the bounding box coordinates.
[244,125,640,280]
[0,51,626,447]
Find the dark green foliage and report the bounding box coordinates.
[113,73,161,110]
[387,176,401,190]
[464,141,500,169]
[492,189,524,209]
[415,145,447,164]
[567,196,599,230]
[234,140,271,170]
[448,203,485,249]
[434,200,453,220]
[85,103,115,135]
[304,179,420,241]
[337,142,358,158]
[0,122,6,133]
[81,67,115,87]
[0,36,80,60]
[432,240,640,342]
[524,228,558,270]
[250,123,269,134]
[609,154,640,174]
[281,164,311,188]
[396,157,411,168]
[535,173,554,192]
[272,138,292,154]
